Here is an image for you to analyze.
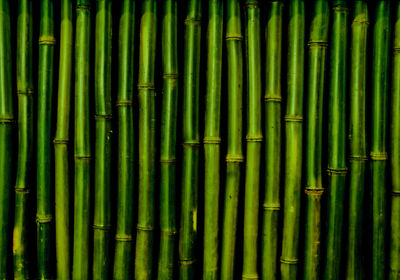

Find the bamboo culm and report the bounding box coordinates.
[73,0,91,279]
[280,1,305,279]
[243,0,262,279]
[391,3,400,279]
[323,1,348,280]
[371,1,390,279]
[262,2,283,280]
[36,0,55,278]
[346,1,368,279]
[220,0,243,278]
[157,0,178,279]
[303,0,329,279]
[135,0,157,279]
[0,0,13,278]
[113,1,135,279]
[179,1,201,279]
[13,0,33,278]
[203,0,223,279]
[93,1,113,279]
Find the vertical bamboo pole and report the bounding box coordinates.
[303,0,329,279]
[203,0,223,279]
[13,0,33,278]
[280,1,305,279]
[220,0,243,278]
[346,1,368,279]
[371,1,390,279]
[0,0,13,278]
[243,1,262,279]
[73,0,91,279]
[113,1,135,279]
[93,0,113,278]
[179,1,201,279]
[135,0,157,278]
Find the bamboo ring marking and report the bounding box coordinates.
[137,225,153,231]
[263,204,280,211]
[185,18,201,25]
[204,137,221,144]
[245,0,259,8]
[115,234,133,242]
[349,155,368,161]
[94,114,113,120]
[284,115,303,122]
[116,100,133,107]
[93,224,112,230]
[353,18,369,25]
[15,188,30,194]
[242,273,259,280]
[327,167,348,176]
[74,155,92,160]
[265,95,282,102]
[36,215,53,223]
[17,89,34,95]
[160,230,177,236]
[160,158,176,164]
[137,83,155,90]
[179,258,196,265]
[308,40,328,48]
[394,47,400,54]
[280,257,299,264]
[53,139,69,144]
[226,33,243,41]
[39,36,56,45]
[246,136,263,142]
[77,4,90,10]
[0,117,15,123]
[305,187,324,195]
[226,155,244,163]
[392,191,400,197]
[370,152,388,161]
[163,73,179,79]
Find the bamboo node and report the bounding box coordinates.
[280,257,298,264]
[263,204,280,211]
[184,18,201,25]
[392,191,400,197]
[327,167,348,176]
[332,2,348,12]
[94,114,113,120]
[39,36,56,45]
[204,137,221,144]
[226,33,243,41]
[242,273,259,280]
[245,1,259,8]
[137,225,154,231]
[53,138,69,145]
[116,100,133,107]
[160,229,177,236]
[265,95,282,102]
[93,224,112,230]
[284,115,303,122]
[36,215,53,224]
[183,141,201,147]
[15,188,30,194]
[77,4,90,10]
[226,154,244,163]
[394,47,400,54]
[160,158,176,164]
[74,155,92,160]
[17,89,34,96]
[349,155,368,162]
[137,83,155,90]
[0,117,15,123]
[308,40,328,48]
[163,73,179,79]
[370,152,387,161]
[246,136,263,142]
[353,17,369,25]
[179,258,197,265]
[305,187,324,196]
[115,234,133,242]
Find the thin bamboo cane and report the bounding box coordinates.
[157,0,178,279]
[13,0,33,278]
[346,1,368,279]
[303,0,329,279]
[54,0,73,279]
[135,0,157,279]
[280,1,305,279]
[371,1,390,279]
[203,0,223,279]
[262,1,283,280]
[113,1,135,279]
[220,0,243,278]
[36,0,55,278]
[390,3,400,279]
[0,0,13,278]
[243,1,262,279]
[93,0,113,278]
[323,2,348,280]
[179,1,201,279]
[73,0,92,279]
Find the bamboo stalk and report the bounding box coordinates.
[73,0,91,279]
[391,4,400,279]
[93,0,113,278]
[280,1,305,279]
[323,2,348,280]
[371,1,390,279]
[179,1,201,279]
[113,1,135,279]
[262,1,283,280]
[203,0,223,279]
[157,0,178,279]
[303,0,329,279]
[54,0,73,279]
[220,0,243,278]
[243,1,262,279]
[36,0,55,278]
[13,0,33,278]
[0,0,13,278]
[135,0,157,278]
[346,1,368,279]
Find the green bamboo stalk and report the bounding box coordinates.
[93,0,112,278]
[346,1,368,279]
[54,0,73,279]
[179,1,201,279]
[262,1,283,279]
[371,1,390,279]
[243,1,262,279]
[37,0,55,278]
[303,0,329,279]
[157,0,178,279]
[113,1,135,279]
[220,0,243,278]
[203,0,223,279]
[323,2,348,280]
[280,1,305,279]
[13,0,33,278]
[135,0,157,279]
[391,4,400,279]
[73,0,91,279]
[0,0,13,278]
